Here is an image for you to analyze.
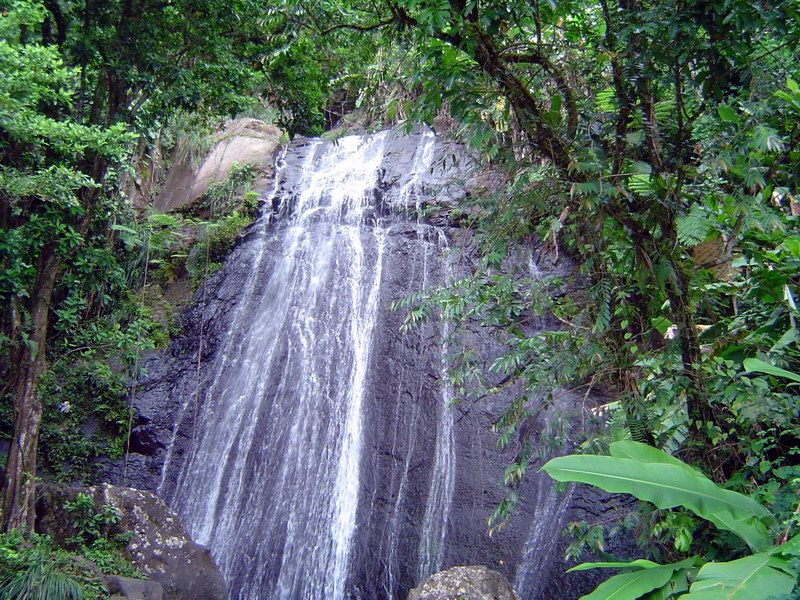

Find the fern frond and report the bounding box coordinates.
[676,204,713,247]
[592,279,613,334]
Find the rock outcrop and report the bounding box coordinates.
[155,118,282,213]
[408,565,518,600]
[35,483,227,600]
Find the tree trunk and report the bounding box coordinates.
[1,243,60,533]
[666,264,714,434]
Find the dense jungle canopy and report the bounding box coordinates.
[1,0,799,596]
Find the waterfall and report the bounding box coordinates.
[159,129,579,600]
[417,229,456,582]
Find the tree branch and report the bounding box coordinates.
[321,18,398,35]
[500,52,579,140]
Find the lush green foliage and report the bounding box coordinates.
[0,0,344,529]
[1,1,798,598]
[64,494,121,547]
[63,493,140,580]
[542,442,800,599]
[0,558,83,600]
[0,531,113,599]
[546,441,775,552]
[309,0,800,595]
[37,362,130,480]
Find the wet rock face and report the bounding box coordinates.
[35,483,227,600]
[98,484,227,600]
[408,565,517,600]
[101,129,479,502]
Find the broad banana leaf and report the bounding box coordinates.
[610,441,701,472]
[642,570,690,600]
[608,441,774,550]
[679,552,796,599]
[568,559,661,572]
[541,452,773,551]
[773,533,800,557]
[578,557,697,600]
[743,358,800,384]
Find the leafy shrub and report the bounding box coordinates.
[37,362,132,482]
[0,559,83,600]
[162,112,221,170]
[188,162,257,218]
[65,494,121,547]
[154,162,260,288]
[64,494,142,580]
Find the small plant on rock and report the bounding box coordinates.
[64,494,141,579]
[64,494,120,548]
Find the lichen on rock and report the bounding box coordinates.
[408,565,518,600]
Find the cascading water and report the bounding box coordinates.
[167,134,391,599]
[155,129,581,600]
[416,229,456,583]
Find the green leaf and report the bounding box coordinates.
[641,570,690,600]
[717,104,739,123]
[609,441,696,471]
[771,328,798,353]
[110,224,139,235]
[596,87,616,112]
[731,256,750,268]
[577,558,698,600]
[676,205,713,247]
[773,533,800,558]
[753,126,785,153]
[651,316,673,335]
[707,509,775,553]
[541,449,774,551]
[743,358,800,384]
[680,552,796,599]
[781,236,800,257]
[608,442,773,551]
[629,174,654,196]
[386,97,399,121]
[568,559,660,572]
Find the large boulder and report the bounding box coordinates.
[155,118,282,213]
[408,566,518,600]
[36,483,227,600]
[106,575,164,600]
